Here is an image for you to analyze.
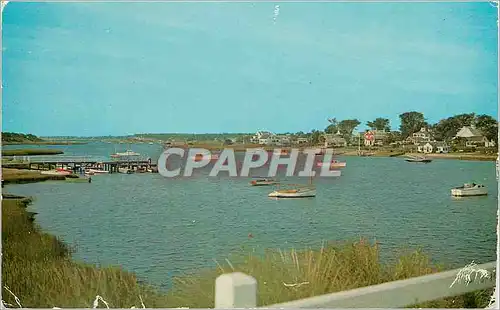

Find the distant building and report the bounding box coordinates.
[295,137,309,145]
[364,130,389,146]
[405,127,432,145]
[454,125,495,148]
[250,130,275,145]
[323,132,347,148]
[417,141,450,154]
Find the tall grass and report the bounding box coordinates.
[1,198,493,308]
[2,149,64,156]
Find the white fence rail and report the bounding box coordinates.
[215,261,496,308]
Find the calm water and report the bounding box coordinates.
[5,142,498,289]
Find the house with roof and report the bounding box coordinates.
[323,132,347,148]
[405,127,433,145]
[295,137,309,145]
[250,130,275,145]
[364,130,389,146]
[454,125,495,148]
[417,141,450,154]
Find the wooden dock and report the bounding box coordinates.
[12,156,158,173]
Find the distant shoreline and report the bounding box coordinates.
[3,141,88,145]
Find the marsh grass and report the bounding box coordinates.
[2,149,64,156]
[2,168,66,184]
[1,198,494,308]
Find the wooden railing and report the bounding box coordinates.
[214,261,496,308]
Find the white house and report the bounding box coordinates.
[251,130,274,144]
[417,141,450,154]
[406,127,432,145]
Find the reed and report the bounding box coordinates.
[1,197,493,308]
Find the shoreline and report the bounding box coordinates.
[4,141,88,145]
[1,169,494,308]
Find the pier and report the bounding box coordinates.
[7,155,158,173]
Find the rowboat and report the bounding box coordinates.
[451,183,488,197]
[405,155,432,163]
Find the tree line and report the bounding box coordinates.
[303,112,498,145]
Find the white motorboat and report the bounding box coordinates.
[87,169,109,174]
[118,167,134,174]
[451,183,488,197]
[268,186,316,198]
[111,150,141,158]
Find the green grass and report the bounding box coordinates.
[2,149,64,156]
[1,198,494,308]
[2,169,66,185]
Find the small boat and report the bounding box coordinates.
[268,176,316,198]
[111,150,141,158]
[87,169,109,174]
[268,186,316,198]
[316,160,346,168]
[250,178,278,186]
[405,155,432,163]
[118,167,134,174]
[451,183,488,197]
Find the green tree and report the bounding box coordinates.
[399,112,427,138]
[325,118,338,134]
[366,118,390,131]
[338,119,361,144]
[432,113,476,142]
[475,114,498,143]
[310,130,322,144]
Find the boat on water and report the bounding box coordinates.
[451,183,488,197]
[87,169,109,174]
[316,160,347,168]
[268,186,316,198]
[405,155,432,163]
[268,176,316,198]
[111,150,141,158]
[250,178,278,186]
[118,167,134,174]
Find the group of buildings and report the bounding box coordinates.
[249,125,496,154]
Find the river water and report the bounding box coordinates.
[4,142,498,289]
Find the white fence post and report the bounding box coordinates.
[215,272,257,308]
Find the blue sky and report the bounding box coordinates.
[2,1,498,136]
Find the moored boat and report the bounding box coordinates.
[118,167,134,174]
[451,183,487,197]
[405,155,432,163]
[268,186,316,198]
[250,178,278,186]
[316,160,347,168]
[87,169,109,174]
